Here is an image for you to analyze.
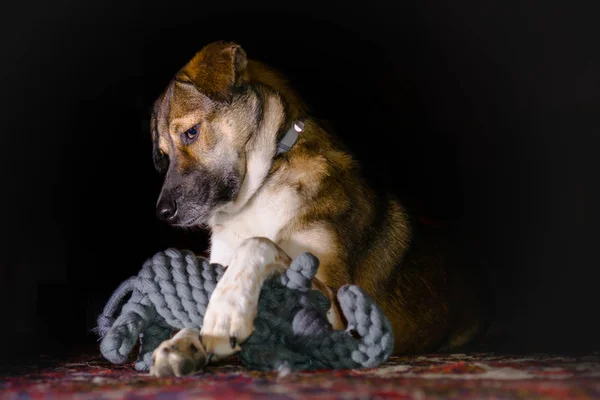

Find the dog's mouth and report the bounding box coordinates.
[173,214,206,228]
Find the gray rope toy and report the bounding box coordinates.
[95,248,394,371]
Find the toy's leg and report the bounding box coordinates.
[201,237,292,360]
[336,285,394,368]
[293,285,393,370]
[135,323,172,371]
[149,327,208,377]
[100,308,152,365]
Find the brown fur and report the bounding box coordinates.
[151,41,488,354]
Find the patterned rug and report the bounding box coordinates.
[1,353,599,399]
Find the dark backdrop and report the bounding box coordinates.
[1,0,598,361]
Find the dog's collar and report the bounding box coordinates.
[276,120,304,156]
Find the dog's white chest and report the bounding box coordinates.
[209,187,301,266]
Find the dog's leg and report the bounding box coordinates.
[201,237,292,360]
[149,327,207,377]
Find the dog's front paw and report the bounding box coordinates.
[200,281,255,360]
[201,237,292,360]
[149,328,207,378]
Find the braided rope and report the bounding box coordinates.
[96,249,393,371]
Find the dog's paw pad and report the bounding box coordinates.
[149,328,206,378]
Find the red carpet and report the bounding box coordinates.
[1,353,599,399]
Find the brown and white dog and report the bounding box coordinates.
[148,41,489,377]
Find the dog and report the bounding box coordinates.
[147,41,489,377]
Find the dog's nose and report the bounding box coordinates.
[156,199,178,222]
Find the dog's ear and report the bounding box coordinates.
[179,41,248,103]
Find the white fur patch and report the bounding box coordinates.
[209,186,303,266]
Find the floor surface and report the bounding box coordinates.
[1,352,599,399]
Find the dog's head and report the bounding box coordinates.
[150,41,261,227]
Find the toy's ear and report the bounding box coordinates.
[291,252,320,280]
[178,41,249,103]
[280,252,319,291]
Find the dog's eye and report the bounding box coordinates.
[181,125,200,145]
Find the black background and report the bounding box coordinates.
[1,0,599,361]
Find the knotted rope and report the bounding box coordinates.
[96,249,394,371]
